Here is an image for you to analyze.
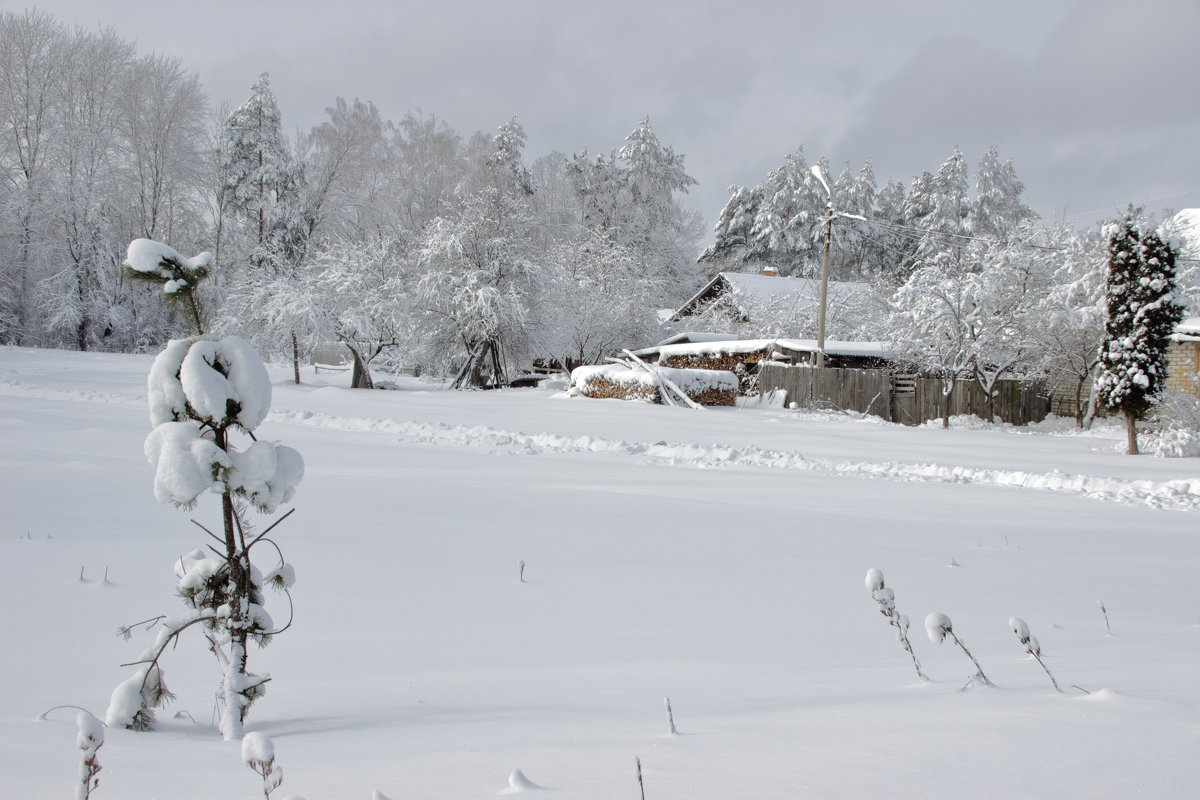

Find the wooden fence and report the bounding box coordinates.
[758,363,1052,426]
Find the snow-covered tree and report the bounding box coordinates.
[539,232,665,369]
[909,148,971,271]
[1029,226,1107,425]
[38,25,132,351]
[486,116,534,197]
[972,146,1036,244]
[299,236,410,389]
[699,184,764,269]
[108,239,302,741]
[296,96,393,241]
[568,120,702,301]
[119,53,208,242]
[413,188,544,388]
[1094,212,1186,454]
[217,71,306,266]
[963,231,1046,421]
[888,259,979,427]
[0,9,61,345]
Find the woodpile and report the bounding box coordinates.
[571,367,659,403]
[659,350,768,395]
[571,363,738,406]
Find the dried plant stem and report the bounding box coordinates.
[947,631,994,687]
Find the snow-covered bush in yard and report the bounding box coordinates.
[925,612,994,688]
[1143,389,1200,458]
[107,331,303,741]
[864,568,927,681]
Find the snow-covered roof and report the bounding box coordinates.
[633,337,888,359]
[672,271,879,321]
[654,332,739,347]
[1172,316,1200,342]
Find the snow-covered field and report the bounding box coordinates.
[2,345,1198,799]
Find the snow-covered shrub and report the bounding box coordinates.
[1143,390,1200,458]
[243,732,284,799]
[925,612,994,688]
[1009,616,1061,692]
[864,568,927,681]
[75,711,104,800]
[109,325,303,741]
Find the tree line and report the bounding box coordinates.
[2,8,1194,405]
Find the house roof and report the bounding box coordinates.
[653,331,738,347]
[632,337,888,360]
[672,271,878,321]
[1172,316,1200,342]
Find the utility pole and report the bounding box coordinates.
[817,198,832,368]
[812,165,833,368]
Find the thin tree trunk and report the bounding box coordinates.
[1125,410,1139,455]
[942,380,953,428]
[349,346,374,389]
[292,332,300,385]
[1074,377,1085,428]
[217,432,250,740]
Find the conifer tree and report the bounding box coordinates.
[109,239,303,740]
[217,71,306,259]
[1094,212,1185,454]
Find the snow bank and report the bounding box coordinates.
[265,409,1200,511]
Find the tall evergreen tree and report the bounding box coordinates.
[217,71,306,267]
[1094,212,1186,454]
[972,146,1035,243]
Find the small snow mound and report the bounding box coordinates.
[372,792,394,800]
[1077,687,1119,702]
[241,731,274,765]
[503,769,545,793]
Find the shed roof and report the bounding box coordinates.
[672,271,878,321]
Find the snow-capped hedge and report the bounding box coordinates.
[571,364,739,406]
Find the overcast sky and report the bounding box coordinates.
[12,0,1200,236]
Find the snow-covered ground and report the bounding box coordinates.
[2,346,1197,799]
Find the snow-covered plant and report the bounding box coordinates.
[75,711,104,800]
[242,732,284,799]
[1009,617,1060,692]
[664,697,677,735]
[865,568,928,681]
[925,612,994,688]
[108,261,303,740]
[123,239,214,336]
[1144,389,1200,458]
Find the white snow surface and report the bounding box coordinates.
[2,346,1199,799]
